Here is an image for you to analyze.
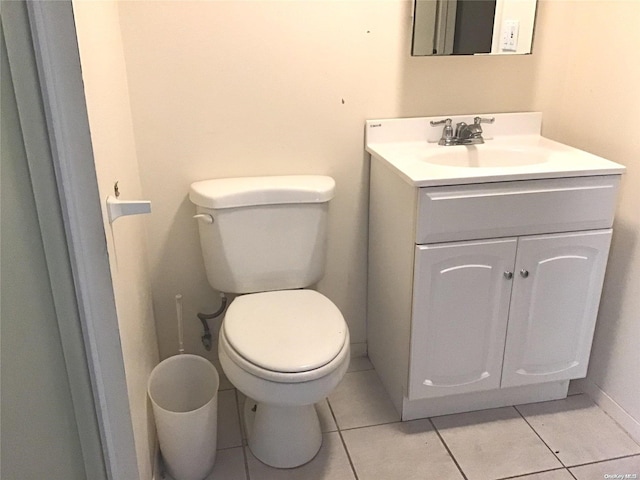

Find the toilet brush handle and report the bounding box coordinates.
[176,294,184,354]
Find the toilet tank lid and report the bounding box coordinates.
[189,175,335,209]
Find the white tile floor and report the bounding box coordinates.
[161,358,640,480]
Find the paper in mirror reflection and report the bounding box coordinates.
[411,0,537,56]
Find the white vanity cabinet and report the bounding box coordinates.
[409,229,612,401]
[367,157,621,420]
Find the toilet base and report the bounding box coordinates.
[244,398,322,468]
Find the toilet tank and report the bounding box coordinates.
[189,175,335,294]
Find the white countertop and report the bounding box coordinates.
[365,113,625,187]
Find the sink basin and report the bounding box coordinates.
[365,112,626,187]
[422,145,549,168]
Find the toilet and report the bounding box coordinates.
[189,175,350,468]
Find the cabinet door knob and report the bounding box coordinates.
[520,269,529,278]
[504,271,513,279]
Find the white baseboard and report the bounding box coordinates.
[574,377,640,443]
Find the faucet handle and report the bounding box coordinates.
[474,116,495,125]
[430,118,452,127]
[430,118,455,146]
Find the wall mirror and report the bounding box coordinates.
[411,0,537,56]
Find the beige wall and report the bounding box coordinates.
[73,2,160,478]
[532,0,640,432]
[116,0,536,365]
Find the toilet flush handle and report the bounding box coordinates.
[193,214,214,224]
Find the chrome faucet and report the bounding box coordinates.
[431,116,495,146]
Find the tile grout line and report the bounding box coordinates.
[233,389,252,480]
[511,406,587,480]
[338,418,404,432]
[217,445,246,452]
[514,404,569,469]
[327,397,360,480]
[224,368,637,480]
[240,441,251,480]
[496,467,573,480]
[515,395,640,472]
[567,392,640,453]
[428,417,470,480]
[566,453,640,470]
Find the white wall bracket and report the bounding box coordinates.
[106,195,151,223]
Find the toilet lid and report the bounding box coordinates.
[223,290,347,373]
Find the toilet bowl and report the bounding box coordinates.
[189,175,350,468]
[218,289,350,468]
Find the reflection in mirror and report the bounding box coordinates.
[411,0,537,56]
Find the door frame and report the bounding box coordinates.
[8,2,140,479]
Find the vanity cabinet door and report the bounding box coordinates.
[501,229,612,388]
[408,238,517,400]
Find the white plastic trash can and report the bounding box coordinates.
[148,354,219,480]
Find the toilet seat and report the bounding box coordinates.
[223,290,347,374]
